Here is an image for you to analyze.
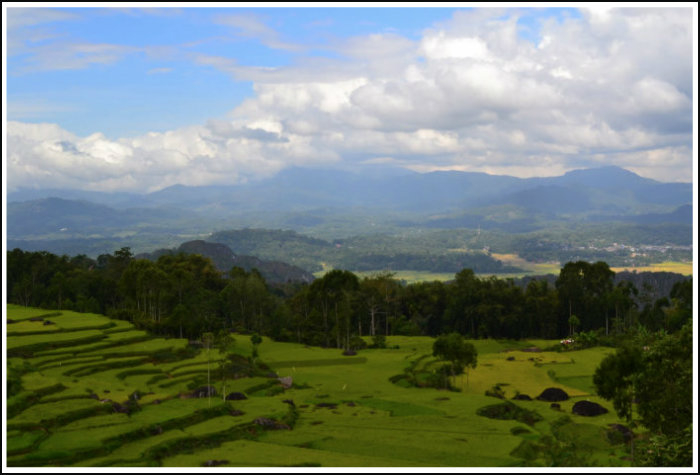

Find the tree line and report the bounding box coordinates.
[6,248,692,348]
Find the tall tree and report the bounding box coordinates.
[432,333,478,388]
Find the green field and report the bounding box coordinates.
[6,304,633,467]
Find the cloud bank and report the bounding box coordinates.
[6,7,694,192]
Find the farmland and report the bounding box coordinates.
[6,304,634,468]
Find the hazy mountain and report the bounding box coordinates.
[6,197,202,239]
[7,166,692,242]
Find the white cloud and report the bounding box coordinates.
[214,13,303,52]
[6,7,694,191]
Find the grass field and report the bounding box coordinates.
[6,304,634,467]
[610,261,693,276]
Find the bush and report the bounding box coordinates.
[371,334,387,349]
[348,336,367,351]
[476,402,543,426]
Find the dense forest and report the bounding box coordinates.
[6,248,692,348]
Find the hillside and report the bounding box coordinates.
[136,240,315,284]
[7,304,634,467]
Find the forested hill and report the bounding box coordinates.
[514,271,690,304]
[207,228,523,274]
[136,240,315,284]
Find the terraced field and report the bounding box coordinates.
[6,304,632,467]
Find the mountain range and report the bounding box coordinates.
[8,166,692,240]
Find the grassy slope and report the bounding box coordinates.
[6,305,631,467]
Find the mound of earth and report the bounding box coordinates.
[512,394,532,401]
[536,387,569,401]
[572,400,608,416]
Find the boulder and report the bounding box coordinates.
[536,387,569,402]
[572,400,608,417]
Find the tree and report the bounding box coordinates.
[202,332,215,407]
[593,343,644,423]
[250,333,262,361]
[215,330,236,400]
[556,261,614,336]
[568,314,580,337]
[432,333,478,388]
[634,323,692,438]
[593,322,693,466]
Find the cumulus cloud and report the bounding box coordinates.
[7,7,694,191]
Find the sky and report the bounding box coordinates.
[3,3,697,192]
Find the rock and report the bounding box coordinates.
[512,394,532,401]
[225,392,247,401]
[506,356,515,361]
[550,403,561,410]
[230,409,244,417]
[536,387,570,402]
[88,393,99,400]
[278,376,293,389]
[43,320,55,325]
[572,400,608,417]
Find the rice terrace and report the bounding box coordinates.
[7,304,644,468]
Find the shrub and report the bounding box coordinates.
[371,334,387,349]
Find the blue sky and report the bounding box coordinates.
[4,5,695,191]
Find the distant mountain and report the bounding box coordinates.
[6,197,198,239]
[7,166,692,239]
[588,204,693,225]
[136,240,315,284]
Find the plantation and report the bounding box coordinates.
[6,304,641,468]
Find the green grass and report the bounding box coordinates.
[7,305,634,468]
